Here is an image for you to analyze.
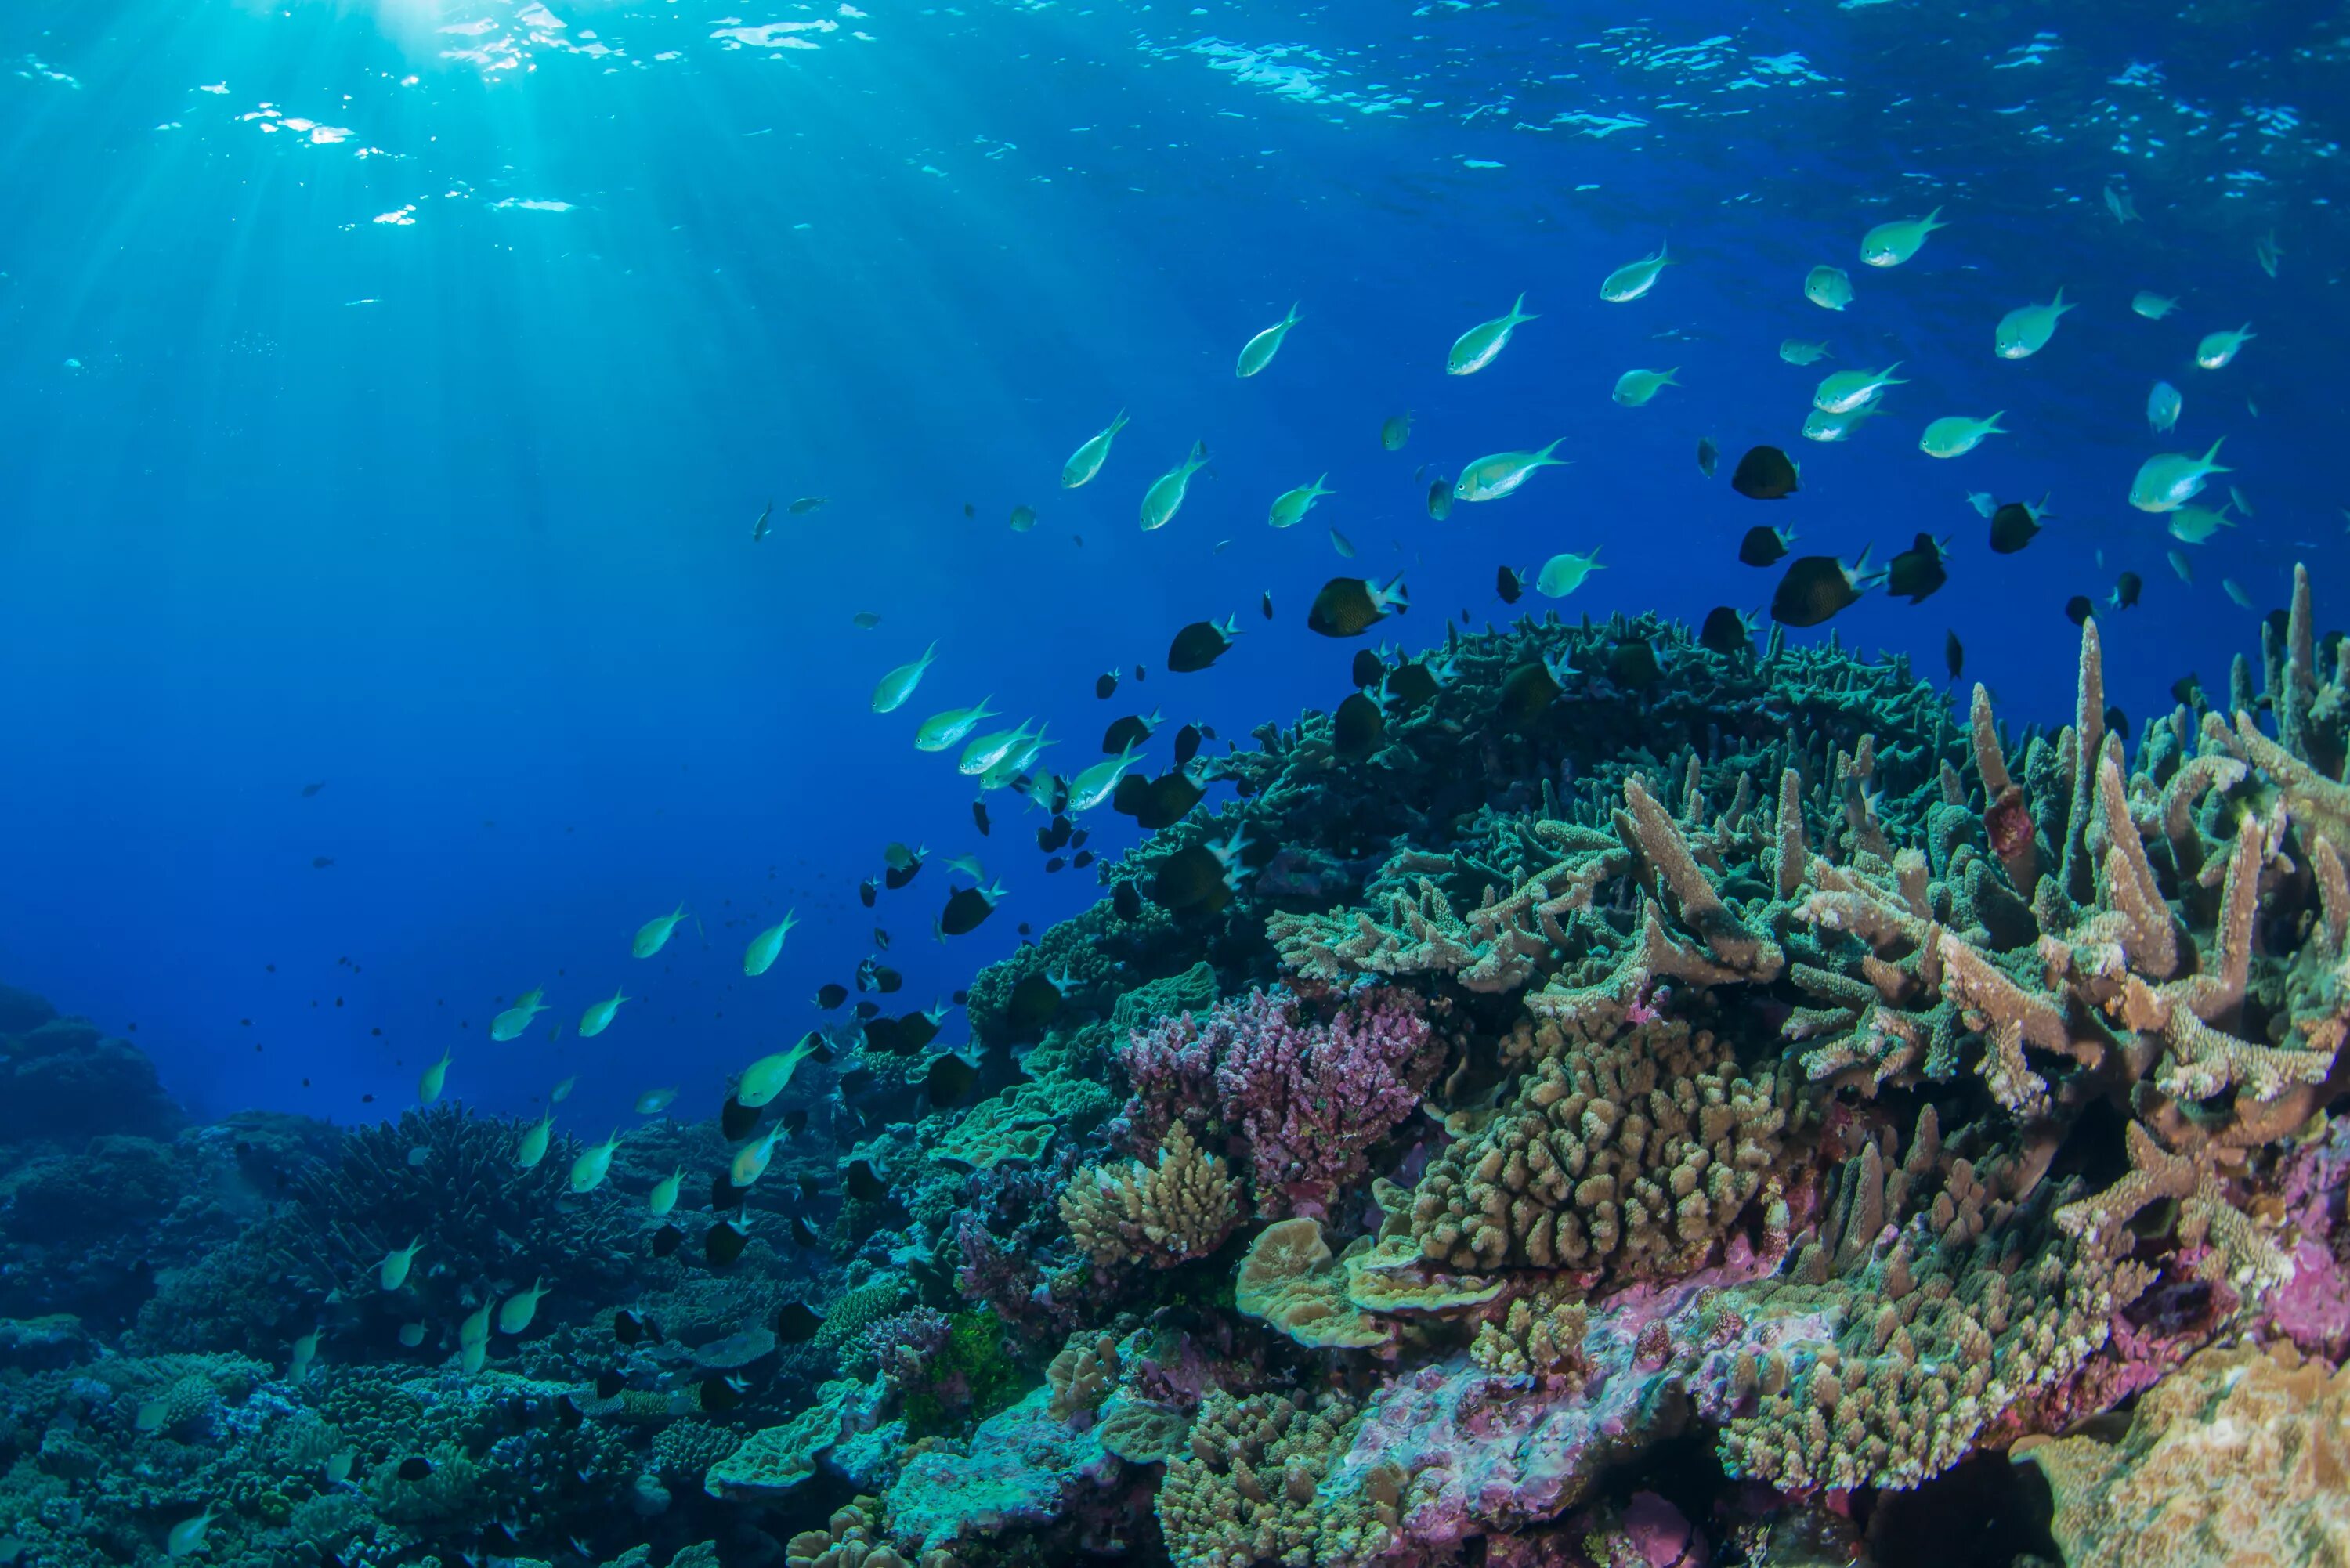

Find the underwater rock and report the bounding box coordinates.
[0,1006,183,1146]
[885,1384,1121,1555]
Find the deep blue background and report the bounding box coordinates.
[1,0,2341,1134]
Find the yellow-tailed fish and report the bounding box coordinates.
[570,1130,623,1193]
[1139,441,1209,531]
[2148,381,2182,434]
[743,910,798,977]
[2131,291,2177,320]
[1859,206,1947,267]
[1267,475,1332,529]
[515,1113,554,1169]
[165,1508,215,1560]
[631,902,690,959]
[497,1277,549,1335]
[1918,413,2007,459]
[1446,293,1535,376]
[1598,241,1672,302]
[914,699,997,753]
[2165,500,2236,544]
[379,1237,425,1292]
[489,988,545,1042]
[1453,438,1567,503]
[871,641,938,714]
[1802,406,1882,444]
[418,1050,451,1106]
[738,1036,821,1108]
[1802,265,1853,311]
[1778,339,1832,366]
[2129,439,2230,514]
[579,988,631,1038]
[1235,303,1301,378]
[730,1126,786,1187]
[1061,410,1129,490]
[958,721,1034,777]
[1610,367,1679,406]
[634,1086,679,1115]
[1535,548,1605,598]
[289,1329,321,1380]
[2196,323,2254,370]
[460,1337,487,1374]
[649,1165,684,1216]
[459,1300,494,1346]
[1993,288,2073,359]
[1068,742,1142,813]
[1813,363,1907,414]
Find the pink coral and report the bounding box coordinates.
[1120,987,1441,1219]
[855,1305,950,1392]
[2269,1116,2350,1358]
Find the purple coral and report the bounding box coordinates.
[856,1305,950,1392]
[1119,987,1441,1219]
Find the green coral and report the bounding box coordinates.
[899,1311,1026,1440]
[815,1277,913,1357]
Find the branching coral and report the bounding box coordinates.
[1061,1124,1241,1268]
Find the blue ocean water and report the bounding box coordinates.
[0,0,2338,1137]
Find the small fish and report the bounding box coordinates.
[2195,324,2254,370]
[2254,230,2282,278]
[743,911,799,977]
[1140,440,1211,531]
[2066,594,2095,627]
[1062,411,1130,490]
[1328,527,1354,559]
[1859,207,1947,268]
[1611,367,1680,406]
[2131,291,2178,320]
[311,857,334,869]
[1814,363,1907,414]
[739,1036,822,1107]
[578,987,631,1038]
[731,1126,787,1187]
[1496,563,1526,603]
[460,1302,493,1348]
[1379,411,1412,450]
[851,611,882,630]
[2168,549,2193,583]
[2129,439,2229,514]
[938,881,1007,937]
[634,1086,679,1116]
[300,780,325,797]
[1803,264,1854,311]
[2224,578,2254,609]
[1267,475,1331,529]
[1730,446,1800,500]
[1068,743,1144,813]
[1100,710,1161,755]
[650,1224,683,1258]
[1989,498,2048,555]
[497,1278,550,1335]
[1993,289,2073,359]
[418,1050,452,1106]
[1696,436,1719,477]
[1884,533,1949,603]
[1166,616,1240,673]
[2109,571,2144,610]
[1944,629,1964,682]
[570,1130,624,1194]
[1454,439,1567,503]
[1802,406,1882,445]
[379,1237,425,1292]
[1777,338,1833,367]
[1918,412,2006,459]
[1966,491,1997,518]
[1094,670,1119,700]
[2103,184,2140,223]
[1534,549,1604,599]
[1332,690,1385,760]
[397,1458,433,1483]
[551,1075,576,1104]
[1426,479,1454,520]
[1448,293,1536,375]
[490,988,547,1042]
[872,641,939,714]
[2166,502,2235,544]
[1008,504,1038,533]
[1737,525,1797,567]
[1235,303,1302,378]
[1599,241,1674,302]
[751,500,773,542]
[631,902,690,959]
[2172,674,2203,706]
[1771,547,1878,628]
[136,1396,172,1432]
[972,799,991,836]
[167,1508,216,1559]
[1261,591,1274,620]
[776,1301,823,1342]
[2229,485,2254,518]
[515,1112,554,1169]
[1307,575,1408,638]
[2147,381,2182,435]
[1698,606,1755,656]
[788,497,828,515]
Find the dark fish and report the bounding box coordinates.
[1112,881,1143,920]
[2110,571,2143,610]
[926,1053,978,1107]
[1095,670,1118,699]
[2171,674,2201,706]
[1730,445,1799,500]
[1149,844,1232,914]
[775,1302,822,1342]
[972,800,991,836]
[1945,630,1964,682]
[1133,664,1146,682]
[1771,551,1874,628]
[1885,533,1948,604]
[483,1523,521,1554]
[938,885,1000,937]
[1307,575,1407,638]
[1698,606,1752,656]
[1333,691,1385,760]
[815,983,848,1010]
[859,879,877,908]
[1426,479,1453,520]
[1351,649,1386,687]
[300,781,325,797]
[790,1216,822,1248]
[1003,970,1063,1032]
[2066,594,2095,627]
[1495,564,1524,604]
[1988,501,2041,554]
[783,1108,808,1135]
[1071,848,1094,869]
[853,1000,880,1020]
[711,1169,747,1211]
[554,1395,582,1430]
[2106,705,2131,740]
[1260,591,1274,620]
[650,1224,683,1258]
[1037,816,1072,853]
[1697,436,1719,479]
[796,1171,821,1198]
[1113,770,1204,830]
[1044,855,1065,873]
[720,1095,761,1141]
[398,1458,433,1482]
[895,1010,942,1051]
[873,927,891,952]
[1498,662,1560,729]
[1737,526,1793,567]
[1166,617,1239,673]
[844,1158,889,1203]
[699,1377,745,1413]
[1102,713,1159,753]
[883,859,923,891]
[707,1216,751,1267]
[595,1371,626,1399]
[312,857,334,869]
[1610,638,1661,688]
[962,501,975,518]
[1173,724,1202,766]
[614,1309,649,1346]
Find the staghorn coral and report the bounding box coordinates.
[1060,1123,1241,1268]
[2018,1341,2350,1566]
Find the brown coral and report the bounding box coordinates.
[1156,1388,1392,1568]
[1059,1123,1240,1268]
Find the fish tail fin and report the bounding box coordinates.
[1286,301,1301,323]
[1925,205,1945,226]
[1109,408,1129,432]
[2202,436,2229,470]
[1539,436,1568,461]
[1987,410,2008,432]
[1510,290,1532,320]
